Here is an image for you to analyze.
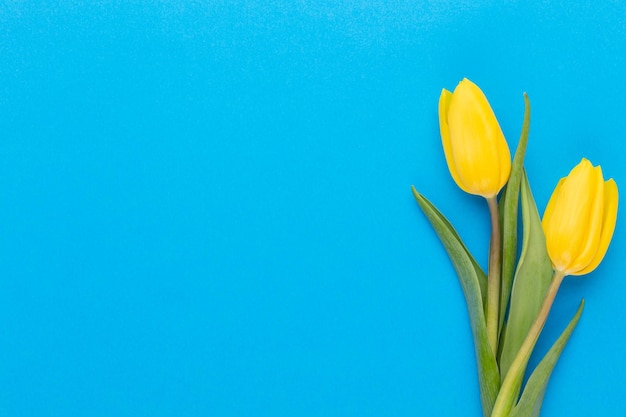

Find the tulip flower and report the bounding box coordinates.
[439,78,511,198]
[491,159,618,417]
[439,78,512,354]
[542,158,618,276]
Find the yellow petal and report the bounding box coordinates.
[439,88,470,193]
[566,165,605,273]
[573,178,619,275]
[542,177,566,269]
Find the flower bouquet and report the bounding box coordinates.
[412,79,618,417]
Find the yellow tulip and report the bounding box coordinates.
[439,78,511,198]
[494,160,618,417]
[542,158,619,276]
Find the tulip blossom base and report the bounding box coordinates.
[413,79,617,417]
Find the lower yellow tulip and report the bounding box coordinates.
[492,159,618,417]
[542,158,618,276]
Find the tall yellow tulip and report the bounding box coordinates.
[542,158,618,276]
[439,78,511,198]
[439,78,512,355]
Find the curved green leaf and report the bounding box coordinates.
[412,187,499,417]
[509,300,584,417]
[412,188,488,306]
[499,93,531,333]
[499,172,553,381]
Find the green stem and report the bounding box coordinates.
[490,270,566,417]
[486,196,501,356]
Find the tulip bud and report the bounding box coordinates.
[542,158,618,276]
[439,78,511,198]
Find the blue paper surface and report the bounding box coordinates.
[1,1,625,415]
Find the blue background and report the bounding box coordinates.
[1,1,625,416]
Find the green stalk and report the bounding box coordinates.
[486,196,501,355]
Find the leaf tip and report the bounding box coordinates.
[523,92,530,111]
[411,185,421,200]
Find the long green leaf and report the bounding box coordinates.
[499,172,553,382]
[509,300,584,417]
[412,187,500,417]
[499,93,531,333]
[413,189,488,306]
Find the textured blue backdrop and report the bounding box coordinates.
[1,1,625,416]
